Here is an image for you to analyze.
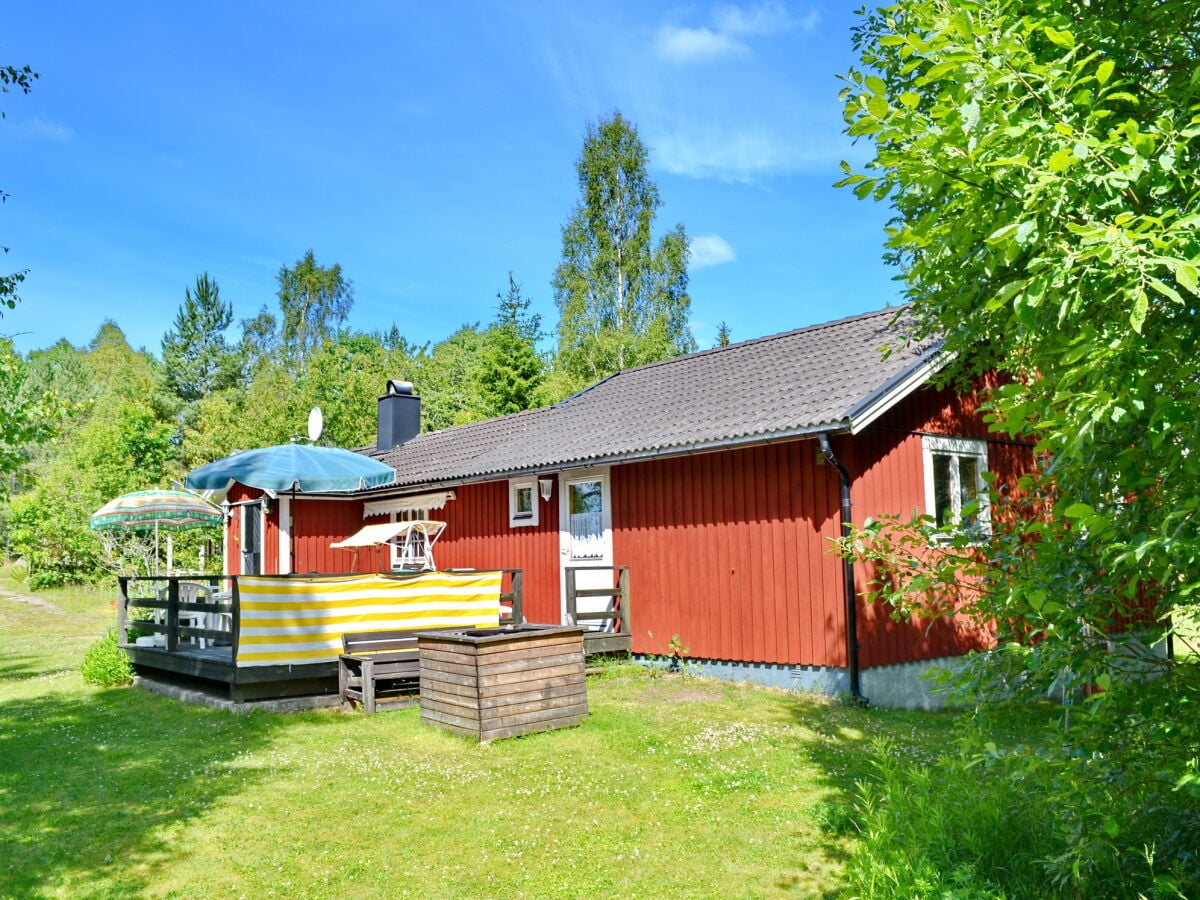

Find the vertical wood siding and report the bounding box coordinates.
[850,382,1034,667]
[292,499,369,574]
[433,480,563,625]
[226,484,255,576]
[224,485,283,575]
[611,441,847,667]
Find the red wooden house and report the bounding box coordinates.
[221,307,1030,708]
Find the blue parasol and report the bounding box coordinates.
[185,442,395,494]
[186,441,395,573]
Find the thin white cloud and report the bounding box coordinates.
[11,116,74,142]
[796,9,822,33]
[655,25,747,64]
[536,3,844,182]
[690,234,737,269]
[657,3,819,65]
[651,129,800,181]
[715,1,810,37]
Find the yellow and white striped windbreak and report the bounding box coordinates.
[235,571,502,667]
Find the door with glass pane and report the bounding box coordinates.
[559,468,613,625]
[241,502,263,575]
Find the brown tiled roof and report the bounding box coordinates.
[364,306,939,490]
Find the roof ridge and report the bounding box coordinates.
[599,304,908,381]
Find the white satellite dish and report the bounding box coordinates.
[307,407,324,442]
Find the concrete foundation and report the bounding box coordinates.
[633,654,966,709]
[859,655,968,710]
[134,675,350,714]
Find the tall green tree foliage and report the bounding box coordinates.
[239,305,281,374]
[553,113,695,389]
[839,1,1200,893]
[1,64,37,316]
[0,338,55,491]
[477,273,544,417]
[8,324,176,585]
[413,324,488,431]
[277,250,354,368]
[185,330,415,462]
[161,273,243,402]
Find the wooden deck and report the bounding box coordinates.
[119,566,629,702]
[124,643,337,701]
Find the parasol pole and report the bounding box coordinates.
[291,485,297,574]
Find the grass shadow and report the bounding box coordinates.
[0,685,289,897]
[0,654,51,682]
[774,696,967,891]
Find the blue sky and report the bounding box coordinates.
[1,0,898,359]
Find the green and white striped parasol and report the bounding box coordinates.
[90,489,223,531]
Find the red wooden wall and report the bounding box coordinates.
[611,381,1031,670]
[225,489,363,575]
[226,484,271,576]
[433,480,562,625]
[292,499,368,574]
[849,382,1032,667]
[612,440,845,666]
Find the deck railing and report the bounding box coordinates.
[501,568,524,625]
[117,575,239,654]
[117,569,525,658]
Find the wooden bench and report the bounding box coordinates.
[338,630,421,714]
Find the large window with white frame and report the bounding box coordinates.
[389,507,430,569]
[922,435,990,534]
[508,478,538,527]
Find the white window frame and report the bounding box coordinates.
[388,507,430,569]
[508,478,539,527]
[922,435,991,536]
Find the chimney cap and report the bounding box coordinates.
[385,379,414,397]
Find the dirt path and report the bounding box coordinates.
[0,585,65,615]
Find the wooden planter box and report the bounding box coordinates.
[416,625,587,741]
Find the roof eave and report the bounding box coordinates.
[846,346,952,436]
[363,421,853,495]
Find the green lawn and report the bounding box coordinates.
[0,574,1004,899]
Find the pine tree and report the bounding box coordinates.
[477,273,544,417]
[161,273,242,402]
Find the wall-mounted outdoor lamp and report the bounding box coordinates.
[539,477,554,502]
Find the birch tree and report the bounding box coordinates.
[277,250,354,368]
[552,113,694,389]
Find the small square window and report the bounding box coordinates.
[923,436,989,536]
[508,479,539,527]
[514,486,533,517]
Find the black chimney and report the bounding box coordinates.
[377,379,421,453]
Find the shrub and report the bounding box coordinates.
[844,682,1200,900]
[80,627,133,687]
[845,737,1053,900]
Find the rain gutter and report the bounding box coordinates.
[818,432,869,707]
[357,421,852,497]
